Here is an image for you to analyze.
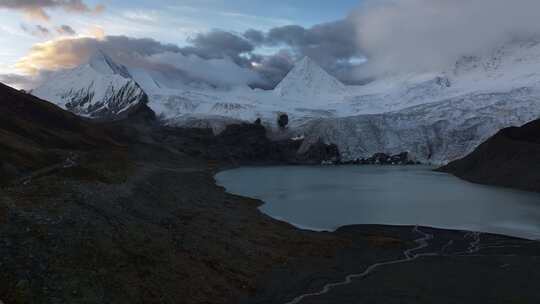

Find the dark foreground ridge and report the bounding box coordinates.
[0,83,342,303]
[0,83,539,303]
[0,83,120,184]
[439,119,540,192]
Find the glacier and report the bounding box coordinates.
[32,41,540,163]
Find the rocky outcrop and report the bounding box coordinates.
[342,152,419,165]
[438,119,540,192]
[161,122,340,165]
[296,140,340,164]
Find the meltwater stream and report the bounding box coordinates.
[216,166,540,240]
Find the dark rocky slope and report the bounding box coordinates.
[0,82,342,303]
[0,83,124,184]
[1,82,539,304]
[439,119,540,192]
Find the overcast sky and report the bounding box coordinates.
[0,0,358,77]
[2,0,540,89]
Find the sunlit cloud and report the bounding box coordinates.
[15,37,90,74]
[87,26,105,40]
[0,0,106,21]
[14,35,183,75]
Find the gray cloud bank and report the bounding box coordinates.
[19,23,77,38]
[244,18,363,86]
[10,35,262,89]
[10,20,362,89]
[355,0,540,76]
[56,24,76,36]
[20,23,50,37]
[6,0,540,90]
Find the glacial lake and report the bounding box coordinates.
[216,166,540,240]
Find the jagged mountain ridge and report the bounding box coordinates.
[89,50,133,79]
[32,41,540,162]
[32,52,148,120]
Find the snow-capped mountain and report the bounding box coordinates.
[32,51,147,120]
[274,56,346,103]
[303,41,540,163]
[300,87,540,163]
[33,41,540,163]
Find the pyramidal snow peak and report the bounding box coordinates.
[88,50,133,79]
[274,56,346,102]
[32,50,147,120]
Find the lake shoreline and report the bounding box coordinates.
[217,165,540,240]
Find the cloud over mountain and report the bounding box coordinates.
[354,0,540,76]
[13,35,260,89]
[11,0,540,90]
[244,18,362,85]
[15,36,182,74]
[7,4,366,89]
[0,72,48,89]
[183,30,254,65]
